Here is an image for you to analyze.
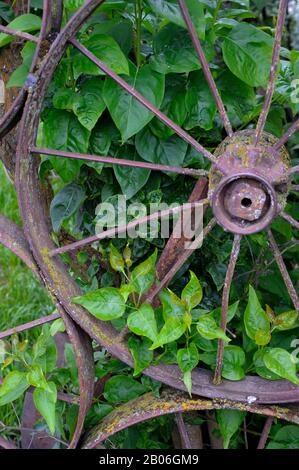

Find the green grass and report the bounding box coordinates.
[0,162,53,436]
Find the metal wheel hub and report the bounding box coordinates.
[209,130,291,235]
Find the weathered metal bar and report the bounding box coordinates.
[0,312,60,340]
[254,0,288,144]
[267,229,299,313]
[281,211,299,230]
[178,0,233,137]
[273,118,299,150]
[175,413,192,449]
[70,38,217,164]
[81,389,299,449]
[214,234,242,385]
[288,164,299,176]
[0,0,61,140]
[31,146,209,177]
[49,200,210,257]
[257,416,274,449]
[0,435,18,450]
[0,25,39,43]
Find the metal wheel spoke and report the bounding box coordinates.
[214,234,242,385]
[49,200,210,257]
[257,417,274,449]
[273,118,299,150]
[69,38,216,164]
[288,164,299,176]
[0,312,60,340]
[267,229,299,313]
[0,25,39,43]
[255,0,288,145]
[31,146,209,177]
[281,211,299,231]
[178,0,233,137]
[291,185,299,192]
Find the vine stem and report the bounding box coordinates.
[214,234,242,385]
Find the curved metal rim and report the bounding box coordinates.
[14,0,299,415]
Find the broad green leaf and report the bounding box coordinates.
[0,371,29,406]
[147,0,206,39]
[216,409,245,449]
[185,71,217,130]
[150,317,186,350]
[128,336,153,375]
[0,2,14,23]
[104,375,147,403]
[199,345,245,381]
[263,348,299,385]
[159,288,185,321]
[135,127,188,168]
[181,271,203,310]
[244,285,270,343]
[89,121,112,157]
[64,0,84,11]
[149,75,188,140]
[50,318,65,336]
[177,343,199,373]
[33,337,58,374]
[197,314,230,342]
[222,23,273,87]
[26,364,50,391]
[71,78,106,131]
[33,381,57,435]
[114,146,151,199]
[221,345,245,381]
[0,14,41,48]
[254,329,271,346]
[253,348,281,380]
[73,34,129,78]
[109,242,125,272]
[217,70,256,127]
[211,301,239,325]
[73,287,126,320]
[6,40,36,88]
[131,250,157,296]
[273,310,299,331]
[127,303,158,342]
[267,425,299,449]
[151,24,214,74]
[103,64,165,141]
[43,110,90,182]
[50,182,86,232]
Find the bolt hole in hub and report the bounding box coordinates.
[209,131,291,235]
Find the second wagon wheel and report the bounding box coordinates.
[15,0,299,406]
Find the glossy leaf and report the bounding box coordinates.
[263,348,299,385]
[150,317,186,350]
[127,303,158,342]
[177,343,199,374]
[43,110,90,182]
[73,34,129,78]
[103,64,165,141]
[181,271,203,310]
[33,381,57,435]
[128,336,153,376]
[109,242,125,272]
[159,288,185,321]
[0,14,41,47]
[114,146,151,199]
[244,285,270,343]
[50,182,86,232]
[104,375,147,403]
[222,23,273,87]
[197,314,230,342]
[131,250,157,296]
[73,287,126,320]
[0,371,29,406]
[185,71,217,130]
[216,409,245,449]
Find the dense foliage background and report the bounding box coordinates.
[0,0,299,449]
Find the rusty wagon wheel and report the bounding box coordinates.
[0,1,63,140]
[0,0,295,448]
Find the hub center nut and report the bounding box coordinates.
[212,172,277,235]
[223,179,267,222]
